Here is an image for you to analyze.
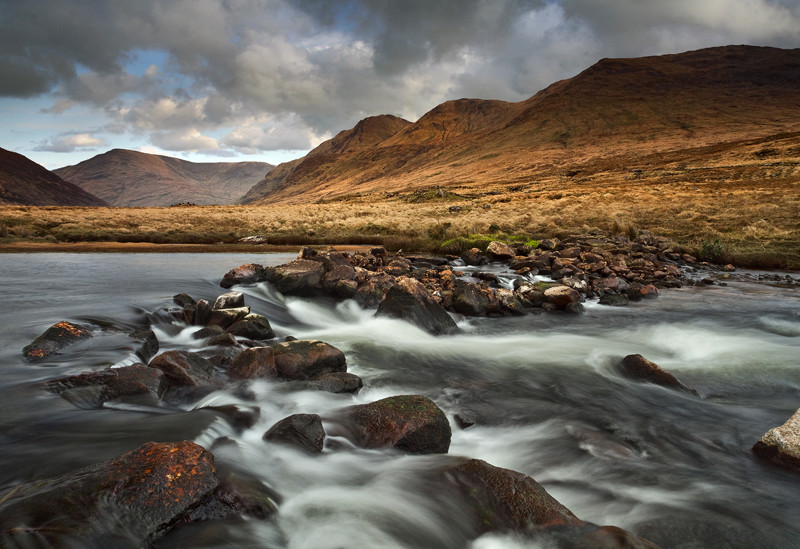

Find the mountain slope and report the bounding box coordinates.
[0,148,107,206]
[241,45,800,205]
[55,149,273,207]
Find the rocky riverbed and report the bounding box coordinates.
[3,235,800,548]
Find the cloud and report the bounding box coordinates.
[3,0,800,157]
[150,128,219,151]
[34,133,107,152]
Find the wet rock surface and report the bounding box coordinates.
[753,409,800,471]
[22,320,93,361]
[263,413,326,454]
[616,354,699,395]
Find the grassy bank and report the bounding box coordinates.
[1,188,798,269]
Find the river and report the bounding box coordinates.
[1,252,799,548]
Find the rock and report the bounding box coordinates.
[486,240,515,260]
[213,291,245,310]
[207,306,250,329]
[272,340,346,380]
[538,238,560,251]
[753,409,800,471]
[194,299,212,325]
[354,271,398,308]
[227,346,277,380]
[226,313,275,340]
[461,247,488,266]
[22,321,93,361]
[149,350,215,387]
[0,441,218,546]
[307,372,363,394]
[263,413,326,454]
[441,459,661,547]
[616,354,698,395]
[220,263,269,289]
[376,277,459,335]
[443,458,583,533]
[193,325,226,340]
[543,285,582,310]
[639,284,660,299]
[130,328,160,362]
[321,263,357,295]
[266,259,325,296]
[332,395,451,454]
[598,293,630,307]
[202,404,262,432]
[46,364,168,409]
[452,279,491,316]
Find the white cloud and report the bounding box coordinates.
[150,128,219,151]
[34,132,107,152]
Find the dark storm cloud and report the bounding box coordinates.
[2,0,798,154]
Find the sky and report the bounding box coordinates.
[2,0,799,170]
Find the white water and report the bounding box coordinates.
[1,253,799,548]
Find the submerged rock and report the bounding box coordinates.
[307,371,363,394]
[616,354,698,395]
[263,413,326,454]
[753,409,800,471]
[0,441,219,546]
[46,364,168,408]
[332,394,451,454]
[22,320,93,361]
[376,277,459,335]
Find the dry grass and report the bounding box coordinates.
[1,134,798,269]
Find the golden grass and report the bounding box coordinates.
[1,135,798,269]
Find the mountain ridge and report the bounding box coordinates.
[55,149,273,207]
[240,44,800,205]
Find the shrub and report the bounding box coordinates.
[698,239,725,262]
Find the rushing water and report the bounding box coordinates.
[1,253,799,548]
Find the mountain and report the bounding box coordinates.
[241,45,800,205]
[55,149,273,207]
[0,147,107,206]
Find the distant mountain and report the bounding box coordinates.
[55,149,273,207]
[0,147,107,206]
[241,45,800,205]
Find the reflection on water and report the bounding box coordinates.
[1,253,799,548]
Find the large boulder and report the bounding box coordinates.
[331,395,451,454]
[753,409,800,471]
[213,291,245,310]
[376,277,458,335]
[616,354,698,395]
[307,372,363,394]
[265,259,325,296]
[220,263,269,289]
[148,350,215,387]
[263,413,326,454]
[272,340,346,380]
[22,321,93,361]
[544,285,582,310]
[0,441,219,546]
[461,247,488,266]
[227,346,277,380]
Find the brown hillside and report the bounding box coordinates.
[55,149,273,207]
[241,45,800,205]
[0,148,106,206]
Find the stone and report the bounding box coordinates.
[263,413,326,454]
[376,277,459,335]
[272,340,346,380]
[452,279,491,316]
[266,259,325,296]
[461,247,488,266]
[46,364,168,408]
[130,328,159,362]
[220,263,269,289]
[226,313,275,340]
[213,291,245,310]
[354,271,398,308]
[543,285,582,310]
[486,240,515,260]
[207,307,250,329]
[0,441,218,546]
[753,409,800,471]
[202,404,262,432]
[617,354,698,395]
[332,394,451,454]
[22,321,93,361]
[598,293,630,307]
[148,350,215,387]
[307,372,363,394]
[194,299,212,325]
[227,346,277,380]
